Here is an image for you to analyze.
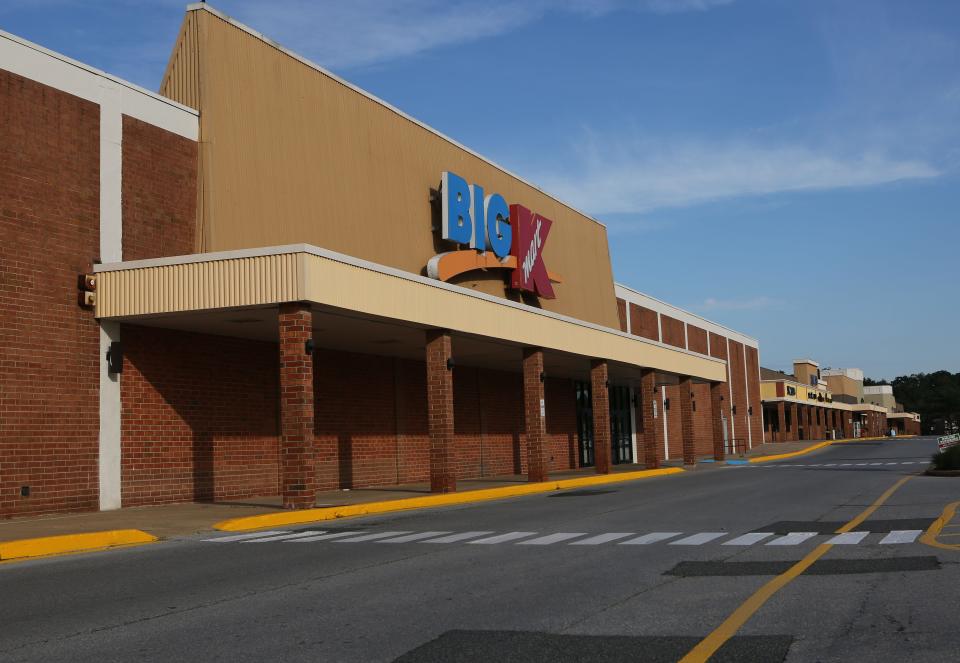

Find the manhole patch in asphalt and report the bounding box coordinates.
[665,556,940,577]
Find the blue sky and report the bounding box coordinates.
[3,0,957,378]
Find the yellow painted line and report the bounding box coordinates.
[0,529,157,562]
[920,500,960,552]
[679,474,916,663]
[748,435,903,464]
[214,467,685,532]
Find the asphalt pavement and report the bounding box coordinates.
[1,436,956,662]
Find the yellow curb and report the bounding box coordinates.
[920,500,960,552]
[748,435,908,464]
[214,467,685,532]
[0,529,157,562]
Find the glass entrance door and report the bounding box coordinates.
[575,381,594,467]
[609,386,634,464]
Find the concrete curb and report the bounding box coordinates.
[214,467,685,532]
[0,529,157,562]
[746,435,910,464]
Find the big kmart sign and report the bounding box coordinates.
[426,171,560,299]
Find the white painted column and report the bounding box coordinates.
[98,81,123,510]
[661,388,670,460]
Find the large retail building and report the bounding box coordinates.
[2,4,895,519]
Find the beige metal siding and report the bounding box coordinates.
[174,8,620,329]
[95,250,725,382]
[96,253,301,317]
[159,12,201,111]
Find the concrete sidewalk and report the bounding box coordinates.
[0,463,677,543]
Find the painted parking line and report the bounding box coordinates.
[826,531,869,545]
[621,532,683,545]
[570,533,635,546]
[421,531,494,544]
[879,530,923,544]
[203,531,289,542]
[518,533,588,545]
[723,532,775,546]
[767,532,819,546]
[377,531,452,543]
[671,532,727,546]
[469,532,538,545]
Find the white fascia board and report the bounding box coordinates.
[185,3,601,229]
[614,283,759,349]
[95,243,727,367]
[0,29,198,140]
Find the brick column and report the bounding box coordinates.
[679,376,696,465]
[776,401,786,442]
[522,347,549,483]
[426,329,456,493]
[710,382,726,460]
[789,403,798,440]
[590,359,611,474]
[640,369,660,469]
[279,302,316,510]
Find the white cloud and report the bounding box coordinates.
[534,136,939,215]
[699,296,779,312]
[225,0,734,70]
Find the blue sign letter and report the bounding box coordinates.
[441,171,472,245]
[485,193,511,258]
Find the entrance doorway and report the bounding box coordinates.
[609,385,634,464]
[575,381,594,467]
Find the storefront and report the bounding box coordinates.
[1,5,764,518]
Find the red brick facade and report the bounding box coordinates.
[279,303,316,508]
[661,315,686,349]
[0,72,101,518]
[120,325,280,506]
[629,303,659,341]
[522,348,549,482]
[121,115,198,260]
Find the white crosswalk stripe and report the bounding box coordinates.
[879,530,922,544]
[420,531,494,544]
[767,532,819,546]
[570,533,635,545]
[620,532,682,545]
[723,532,774,546]
[670,532,727,545]
[334,531,413,543]
[246,531,327,543]
[518,532,587,545]
[377,531,452,543]
[827,531,869,545]
[288,531,365,542]
[469,532,538,545]
[202,528,927,548]
[204,531,289,542]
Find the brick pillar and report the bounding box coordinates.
[776,401,786,442]
[679,376,696,465]
[710,382,726,460]
[279,302,316,509]
[790,402,798,440]
[522,347,549,483]
[426,329,456,493]
[590,359,611,474]
[640,369,660,469]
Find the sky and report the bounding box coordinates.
[2,0,957,379]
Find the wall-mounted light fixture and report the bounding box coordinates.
[446,358,455,371]
[106,342,122,374]
[748,406,753,416]
[305,338,315,355]
[539,371,545,383]
[664,397,670,410]
[731,405,737,416]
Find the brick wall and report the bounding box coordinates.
[121,115,198,260]
[629,304,659,341]
[616,298,628,332]
[728,340,749,449]
[692,382,714,456]
[661,315,686,349]
[0,72,100,518]
[745,345,764,444]
[687,325,708,355]
[664,384,684,460]
[120,325,280,506]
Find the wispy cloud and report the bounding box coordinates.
[533,135,940,215]
[228,0,734,70]
[698,296,780,312]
